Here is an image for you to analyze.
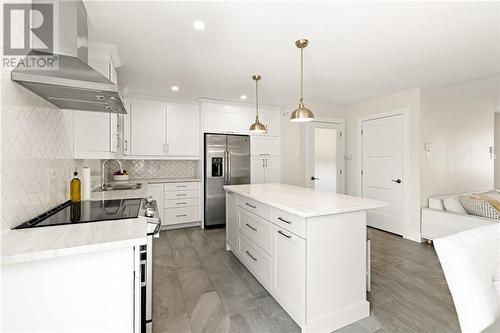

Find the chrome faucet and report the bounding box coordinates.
[101,159,124,189]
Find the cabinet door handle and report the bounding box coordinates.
[176,202,187,205]
[245,250,258,261]
[176,185,187,188]
[277,217,292,224]
[262,159,265,168]
[177,194,187,197]
[278,230,292,239]
[245,203,256,209]
[176,214,187,217]
[124,140,128,151]
[246,223,257,231]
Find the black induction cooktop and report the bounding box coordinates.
[13,198,142,229]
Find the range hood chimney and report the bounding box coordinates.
[11,0,126,114]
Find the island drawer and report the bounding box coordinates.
[165,182,199,191]
[239,233,272,288]
[165,206,199,225]
[238,207,272,255]
[272,208,306,238]
[165,198,197,209]
[238,196,272,221]
[165,189,198,200]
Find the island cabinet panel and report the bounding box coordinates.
[238,233,273,288]
[225,191,238,250]
[273,224,306,324]
[237,195,272,221]
[272,208,306,238]
[238,207,273,255]
[225,183,382,332]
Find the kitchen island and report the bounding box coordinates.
[224,183,386,333]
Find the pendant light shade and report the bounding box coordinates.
[290,39,314,122]
[249,74,267,133]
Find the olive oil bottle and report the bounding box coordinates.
[70,169,81,202]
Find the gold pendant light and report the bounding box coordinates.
[249,74,267,133]
[290,39,314,122]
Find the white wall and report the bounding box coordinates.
[280,101,345,186]
[494,113,500,189]
[343,88,422,241]
[420,84,496,204]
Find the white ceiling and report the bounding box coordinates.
[84,1,499,106]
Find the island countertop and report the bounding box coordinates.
[223,183,386,218]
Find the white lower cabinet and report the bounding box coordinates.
[272,225,306,323]
[164,182,200,227]
[148,182,201,228]
[251,156,280,184]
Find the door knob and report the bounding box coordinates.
[311,176,320,181]
[391,179,402,184]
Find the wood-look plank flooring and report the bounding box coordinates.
[152,227,460,333]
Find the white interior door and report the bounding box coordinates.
[306,122,345,193]
[362,114,404,235]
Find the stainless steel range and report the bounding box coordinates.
[13,197,161,333]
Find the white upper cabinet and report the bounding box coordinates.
[88,42,120,84]
[129,102,166,156]
[249,107,281,137]
[74,111,119,159]
[122,98,200,159]
[166,104,200,157]
[73,43,121,159]
[202,102,250,135]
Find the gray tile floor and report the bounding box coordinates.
[152,227,460,333]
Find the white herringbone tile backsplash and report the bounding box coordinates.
[109,160,197,179]
[1,68,74,233]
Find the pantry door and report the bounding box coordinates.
[306,121,345,193]
[361,113,404,235]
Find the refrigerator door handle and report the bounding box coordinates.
[223,150,228,184]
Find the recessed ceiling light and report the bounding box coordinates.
[171,86,179,92]
[193,20,206,31]
[240,95,247,100]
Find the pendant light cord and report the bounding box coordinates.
[300,46,304,102]
[255,77,259,120]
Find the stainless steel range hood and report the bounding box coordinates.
[10,0,126,114]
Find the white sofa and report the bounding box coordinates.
[421,192,497,240]
[434,223,500,333]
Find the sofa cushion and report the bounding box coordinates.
[459,195,500,220]
[443,196,468,214]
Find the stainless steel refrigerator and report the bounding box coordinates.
[204,134,250,228]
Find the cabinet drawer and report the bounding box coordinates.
[238,196,271,221]
[238,207,272,255]
[238,233,272,287]
[165,198,198,209]
[165,206,199,225]
[165,182,199,191]
[272,208,306,238]
[165,190,198,200]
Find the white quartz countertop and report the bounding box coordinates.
[224,183,386,218]
[1,218,147,265]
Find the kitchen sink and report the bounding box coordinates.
[95,183,143,192]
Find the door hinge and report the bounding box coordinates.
[361,170,364,175]
[361,129,364,135]
[339,169,343,175]
[339,131,343,138]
